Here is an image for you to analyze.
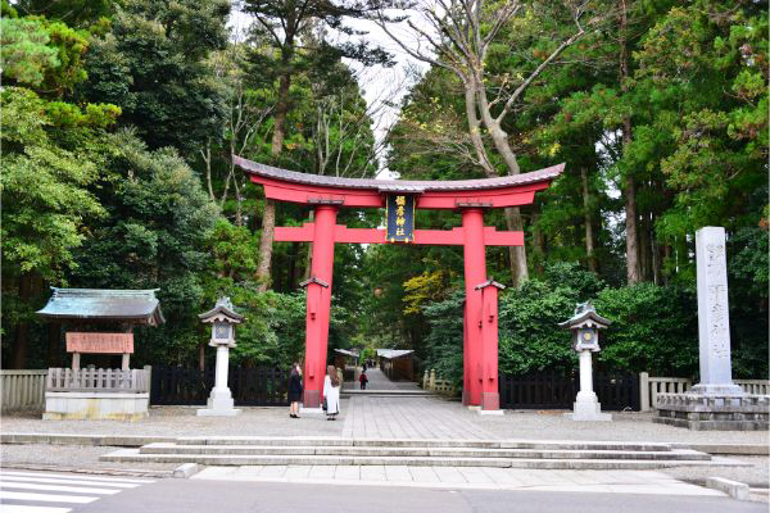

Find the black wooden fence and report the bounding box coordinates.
[150,366,290,406]
[499,370,639,411]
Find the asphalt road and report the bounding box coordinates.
[61,479,766,513]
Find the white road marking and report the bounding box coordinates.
[0,471,154,484]
[0,505,72,513]
[0,490,97,503]
[1,476,139,488]
[0,482,121,495]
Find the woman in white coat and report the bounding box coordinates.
[323,365,341,420]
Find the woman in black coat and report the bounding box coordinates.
[288,362,303,418]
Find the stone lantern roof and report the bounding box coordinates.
[558,301,611,330]
[198,297,244,324]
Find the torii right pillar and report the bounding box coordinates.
[461,208,503,413]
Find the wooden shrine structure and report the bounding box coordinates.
[235,156,564,412]
[35,288,163,420]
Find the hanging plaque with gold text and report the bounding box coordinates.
[386,194,415,243]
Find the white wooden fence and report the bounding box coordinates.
[1,370,48,412]
[639,372,770,411]
[46,368,150,393]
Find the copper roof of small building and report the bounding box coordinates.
[376,349,414,359]
[334,348,360,358]
[234,156,564,193]
[37,288,164,326]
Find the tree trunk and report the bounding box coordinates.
[639,210,649,281]
[256,199,276,291]
[504,207,528,286]
[581,167,597,273]
[463,80,495,175]
[624,175,641,284]
[198,342,206,372]
[271,69,292,157]
[287,241,300,290]
[532,209,546,276]
[47,322,61,368]
[620,0,640,285]
[13,273,32,369]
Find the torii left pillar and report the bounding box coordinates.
[301,205,337,408]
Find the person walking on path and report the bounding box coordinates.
[359,370,368,390]
[323,365,341,421]
[288,362,303,418]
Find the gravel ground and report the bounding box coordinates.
[661,456,769,488]
[0,443,177,475]
[3,404,768,446]
[1,403,348,437]
[480,410,770,445]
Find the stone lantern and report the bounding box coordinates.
[559,301,612,421]
[197,297,244,417]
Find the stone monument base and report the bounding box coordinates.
[196,388,241,417]
[654,393,769,431]
[566,392,612,421]
[43,392,149,421]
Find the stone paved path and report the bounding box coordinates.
[357,368,422,391]
[343,396,496,439]
[192,465,727,497]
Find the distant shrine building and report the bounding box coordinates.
[235,156,563,412]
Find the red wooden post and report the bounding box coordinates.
[302,205,338,408]
[462,301,469,405]
[462,208,487,407]
[477,280,504,411]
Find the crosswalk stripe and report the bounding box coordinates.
[0,471,154,484]
[0,505,72,513]
[0,482,121,495]
[0,490,98,504]
[1,476,139,489]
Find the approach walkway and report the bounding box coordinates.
[353,367,422,391]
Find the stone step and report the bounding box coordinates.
[100,449,740,470]
[138,443,710,461]
[175,437,673,452]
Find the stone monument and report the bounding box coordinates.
[654,227,769,430]
[560,301,612,422]
[197,297,243,417]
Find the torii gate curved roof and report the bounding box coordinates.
[234,155,564,210]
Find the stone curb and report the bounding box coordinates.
[1,433,176,447]
[2,433,768,456]
[706,477,750,500]
[0,462,172,479]
[671,443,769,456]
[172,462,201,479]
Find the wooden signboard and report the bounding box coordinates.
[66,332,134,354]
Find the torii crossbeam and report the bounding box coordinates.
[235,156,564,412]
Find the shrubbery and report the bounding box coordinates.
[421,262,767,382]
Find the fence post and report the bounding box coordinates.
[422,370,429,389]
[144,365,152,393]
[639,372,650,412]
[429,369,436,391]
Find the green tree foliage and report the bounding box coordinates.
[65,132,219,363]
[80,0,230,155]
[0,87,111,279]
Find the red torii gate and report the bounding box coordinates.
[235,156,564,412]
